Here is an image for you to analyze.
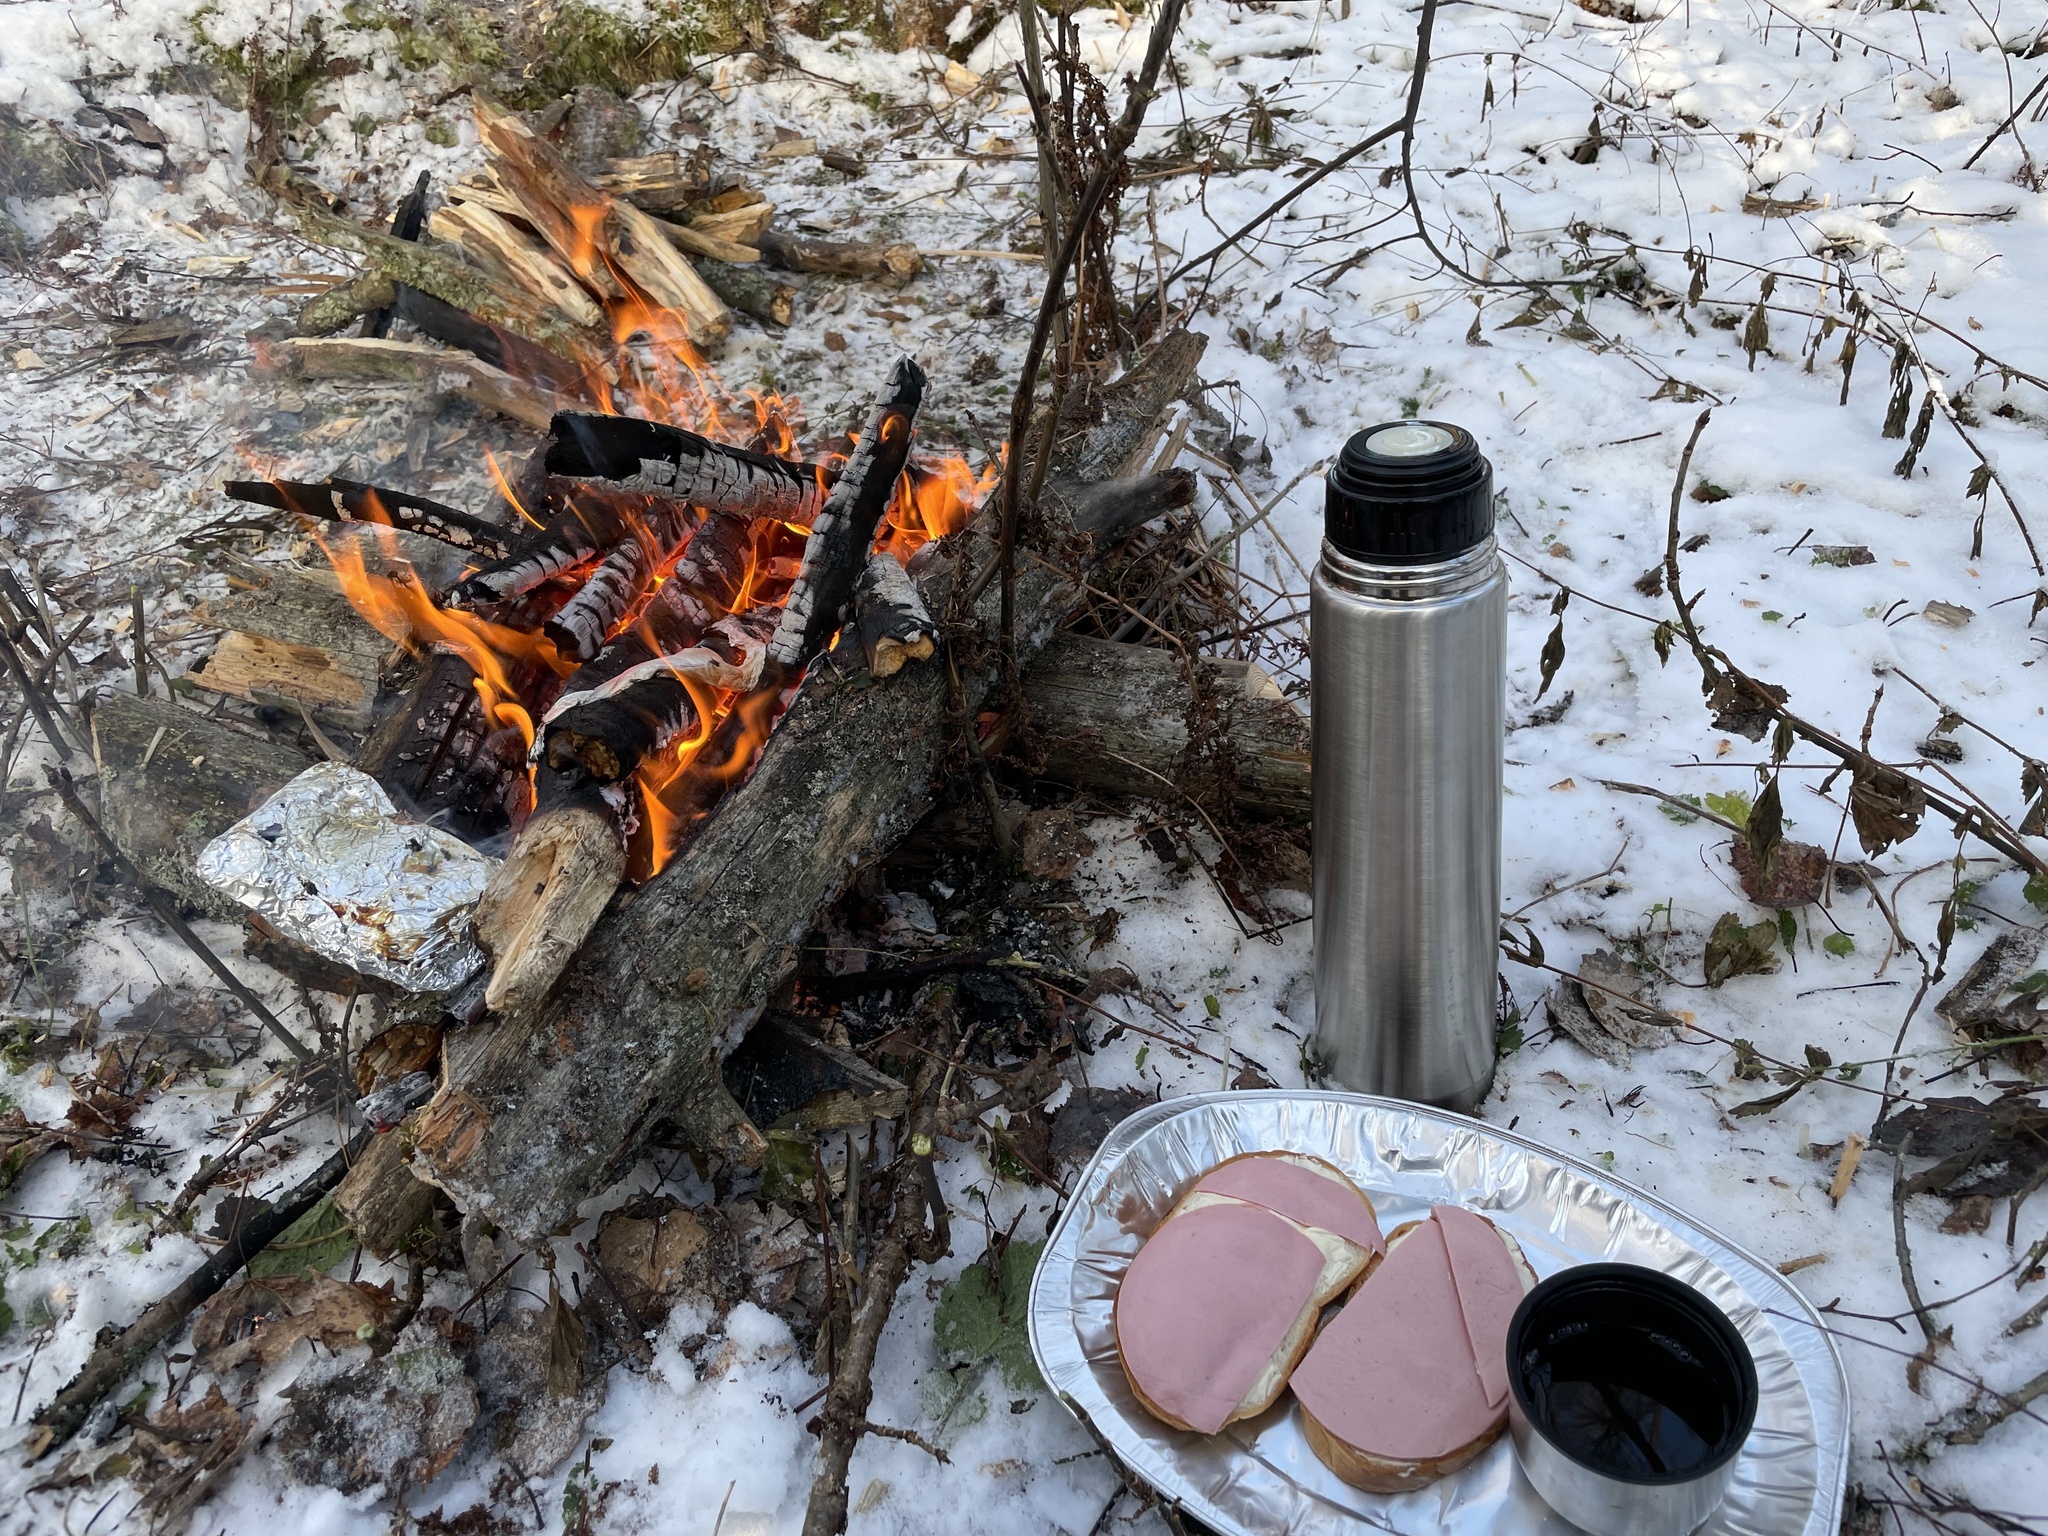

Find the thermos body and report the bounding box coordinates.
[1310,422,1505,1114]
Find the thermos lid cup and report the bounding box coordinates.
[1326,419,1494,563]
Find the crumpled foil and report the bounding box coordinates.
[1029,1091,1850,1536]
[196,763,495,993]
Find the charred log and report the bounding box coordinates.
[852,553,935,678]
[389,284,604,405]
[225,479,513,561]
[769,357,926,669]
[446,480,686,610]
[545,411,826,523]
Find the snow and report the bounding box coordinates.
[1,0,2045,1530]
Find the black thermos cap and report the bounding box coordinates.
[1325,421,1494,563]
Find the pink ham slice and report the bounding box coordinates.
[1115,1201,1328,1434]
[1191,1157,1386,1255]
[1435,1205,1524,1409]
[1289,1215,1500,1462]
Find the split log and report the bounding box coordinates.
[686,199,775,247]
[225,478,513,561]
[426,200,606,330]
[654,217,760,266]
[280,187,604,367]
[695,258,793,327]
[189,567,389,732]
[545,411,826,523]
[758,227,923,284]
[722,1013,909,1136]
[588,151,708,214]
[1021,633,1310,824]
[769,357,926,668]
[283,335,576,434]
[473,95,732,352]
[446,480,689,609]
[411,328,1204,1246]
[334,1118,444,1259]
[852,553,935,678]
[474,790,624,1019]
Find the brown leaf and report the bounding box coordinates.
[1939,1195,1994,1235]
[1704,911,1780,987]
[1,1109,89,1191]
[193,1274,397,1370]
[1731,837,1830,908]
[1545,978,1630,1067]
[1848,762,1926,855]
[1017,809,1095,881]
[1576,950,1683,1048]
[1704,672,1787,741]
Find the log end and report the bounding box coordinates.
[476,801,626,1019]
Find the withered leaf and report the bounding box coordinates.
[1873,1090,2048,1199]
[1704,911,1780,988]
[1730,836,1829,908]
[1534,619,1566,701]
[1848,761,1926,855]
[2020,759,2048,838]
[1545,979,1630,1067]
[193,1274,397,1371]
[1705,672,1787,741]
[1576,950,1683,1048]
[1746,774,1785,881]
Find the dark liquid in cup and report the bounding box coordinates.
[1521,1321,1725,1478]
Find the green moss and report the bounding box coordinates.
[424,115,458,146]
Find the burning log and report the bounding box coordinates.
[225,478,513,561]
[411,329,1205,1246]
[852,552,936,678]
[545,411,826,523]
[445,480,685,610]
[769,357,926,669]
[387,285,606,405]
[426,199,607,331]
[472,95,733,352]
[540,536,662,665]
[542,605,780,782]
[757,227,923,285]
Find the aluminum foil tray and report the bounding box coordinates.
[1028,1091,1849,1536]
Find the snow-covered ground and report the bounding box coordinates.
[1,0,2045,1530]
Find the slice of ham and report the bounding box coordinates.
[1115,1201,1327,1434]
[1191,1157,1386,1255]
[1290,1214,1501,1461]
[1434,1205,1524,1409]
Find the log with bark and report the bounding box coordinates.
[758,227,923,284]
[852,552,936,678]
[544,411,826,523]
[409,328,1204,1246]
[279,335,580,433]
[696,258,794,327]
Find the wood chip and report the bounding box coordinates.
[1777,1253,1828,1275]
[1828,1131,1865,1205]
[765,137,817,159]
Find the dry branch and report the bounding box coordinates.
[757,227,922,283]
[226,477,513,560]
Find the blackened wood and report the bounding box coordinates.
[412,330,1203,1246]
[757,227,922,284]
[362,169,431,340]
[769,357,925,669]
[446,480,684,609]
[226,478,513,561]
[34,1130,371,1450]
[539,499,696,663]
[284,336,571,435]
[852,553,935,678]
[391,284,602,404]
[722,1013,909,1134]
[545,411,826,522]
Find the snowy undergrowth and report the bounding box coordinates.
[0,0,2044,1530]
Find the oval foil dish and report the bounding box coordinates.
[1028,1091,1849,1536]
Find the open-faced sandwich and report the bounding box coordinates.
[1290,1205,1537,1491]
[1112,1152,1386,1434]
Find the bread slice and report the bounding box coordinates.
[1116,1154,1382,1434]
[1293,1210,1537,1492]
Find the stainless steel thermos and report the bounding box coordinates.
[1311,421,1506,1113]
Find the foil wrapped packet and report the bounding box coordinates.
[196,763,496,993]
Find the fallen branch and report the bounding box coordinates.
[34,1129,369,1451]
[757,227,922,283]
[226,476,514,560]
